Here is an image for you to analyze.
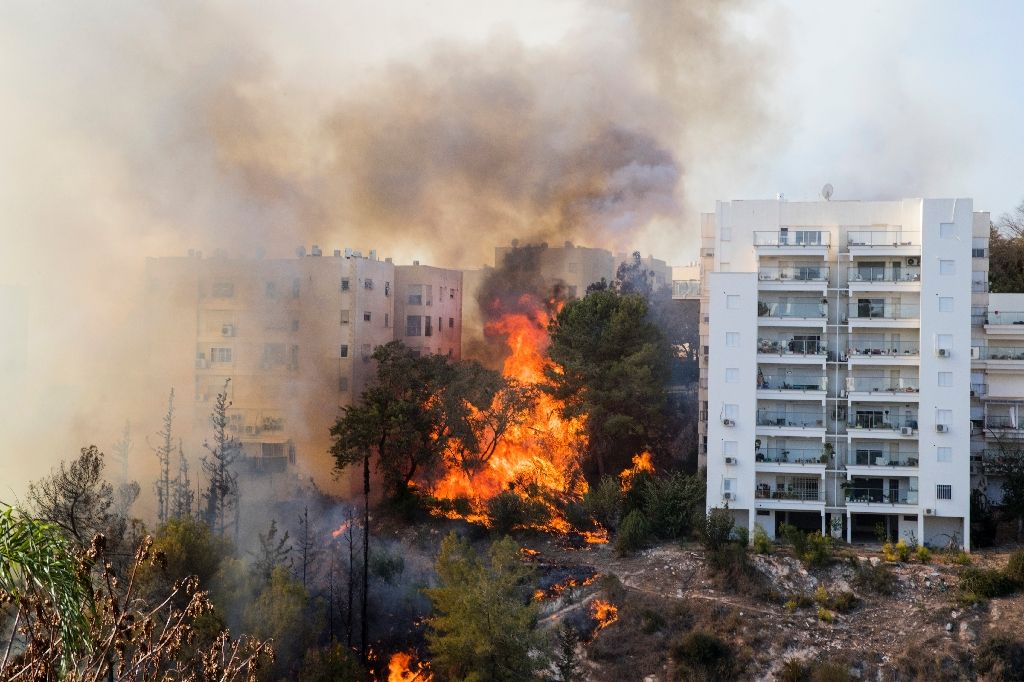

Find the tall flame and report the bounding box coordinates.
[386,652,432,682]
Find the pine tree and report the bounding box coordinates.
[170,441,193,520]
[554,624,583,682]
[253,518,292,583]
[152,389,175,525]
[201,379,240,537]
[295,506,324,589]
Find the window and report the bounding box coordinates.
[937,447,952,463]
[723,478,736,492]
[384,281,391,297]
[384,313,390,328]
[726,295,740,310]
[363,311,371,322]
[938,372,953,387]
[937,334,953,352]
[858,298,885,318]
[725,368,739,383]
[364,278,374,290]
[291,319,299,332]
[972,248,986,258]
[936,484,952,500]
[723,441,738,456]
[723,404,738,420]
[361,344,371,360]
[450,289,455,300]
[210,347,232,363]
[289,345,298,370]
[263,343,286,366]
[265,281,277,298]
[292,278,301,298]
[339,376,349,391]
[340,278,350,292]
[449,317,454,329]
[406,315,422,336]
[212,282,234,298]
[408,285,423,305]
[725,332,739,348]
[340,344,349,358]
[340,309,350,324]
[424,316,433,337]
[939,260,955,275]
[940,223,956,239]
[938,297,953,313]
[937,409,952,426]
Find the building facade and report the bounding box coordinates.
[145,247,463,491]
[699,198,983,549]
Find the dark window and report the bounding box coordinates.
[363,311,371,322]
[424,316,433,337]
[292,278,300,298]
[406,315,422,336]
[408,285,423,305]
[265,281,277,298]
[364,278,374,290]
[340,344,349,358]
[341,278,350,291]
[449,317,454,329]
[384,313,390,328]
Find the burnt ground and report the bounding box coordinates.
[522,538,1024,681]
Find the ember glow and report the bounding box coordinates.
[431,293,588,528]
[331,519,352,539]
[591,599,619,632]
[386,651,432,682]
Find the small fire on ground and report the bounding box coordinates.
[385,651,432,682]
[591,599,619,631]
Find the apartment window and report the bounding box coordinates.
[938,372,953,387]
[723,441,738,456]
[364,278,374,290]
[363,311,371,322]
[937,409,952,427]
[341,278,350,292]
[939,260,955,276]
[450,289,455,299]
[937,447,952,463]
[936,484,952,500]
[210,347,232,363]
[424,316,433,337]
[725,368,739,383]
[938,297,953,313]
[406,315,422,336]
[384,281,391,297]
[212,282,234,298]
[940,223,956,239]
[449,317,454,329]
[723,478,736,492]
[340,309,350,324]
[725,332,739,348]
[726,295,740,310]
[937,334,952,352]
[408,285,423,305]
[384,313,390,328]
[340,344,349,358]
[263,343,286,366]
[339,376,349,391]
[265,281,277,298]
[723,404,738,420]
[972,248,986,258]
[291,319,299,332]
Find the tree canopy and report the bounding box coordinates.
[990,201,1024,293]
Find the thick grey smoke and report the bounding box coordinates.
[0,0,773,499]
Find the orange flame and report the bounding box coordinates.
[386,651,432,682]
[331,520,352,539]
[619,451,655,491]
[430,294,588,529]
[591,599,619,631]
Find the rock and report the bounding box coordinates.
[870,557,881,566]
[951,610,958,619]
[960,622,977,643]
[945,623,953,632]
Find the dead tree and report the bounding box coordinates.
[295,506,324,589]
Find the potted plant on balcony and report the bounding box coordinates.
[821,442,833,464]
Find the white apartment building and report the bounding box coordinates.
[700,198,984,550]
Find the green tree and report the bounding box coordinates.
[426,533,545,681]
[545,288,672,478]
[149,516,229,591]
[987,436,1024,540]
[152,388,175,525]
[990,202,1024,293]
[243,566,322,679]
[253,518,293,584]
[201,379,240,538]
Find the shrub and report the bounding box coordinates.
[915,545,931,564]
[881,539,909,562]
[564,501,593,533]
[733,526,749,547]
[1005,550,1024,585]
[784,599,798,613]
[959,567,1016,600]
[369,550,405,583]
[976,633,1024,681]
[779,659,853,682]
[701,508,735,553]
[615,510,651,557]
[640,472,704,541]
[949,550,971,566]
[828,590,858,613]
[850,559,897,595]
[485,490,550,535]
[670,631,736,680]
[816,606,834,623]
[752,524,772,554]
[802,532,833,568]
[583,476,622,532]
[814,585,829,606]
[779,523,808,558]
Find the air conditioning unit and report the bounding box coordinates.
[936,424,950,433]
[900,426,914,436]
[971,346,981,359]
[724,457,737,465]
[924,508,934,516]
[936,348,950,358]
[222,324,235,337]
[722,418,736,427]
[907,257,919,266]
[722,492,734,501]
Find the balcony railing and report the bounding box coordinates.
[849,414,918,431]
[757,447,826,465]
[989,311,1024,325]
[758,266,829,282]
[978,346,1024,361]
[847,341,919,356]
[757,338,825,355]
[759,301,827,318]
[847,453,919,467]
[986,415,1024,431]
[847,266,921,283]
[845,487,918,505]
[972,281,990,293]
[847,377,919,393]
[847,230,919,247]
[755,486,824,501]
[971,383,988,396]
[758,375,827,391]
[754,230,831,247]
[756,411,824,428]
[848,302,920,320]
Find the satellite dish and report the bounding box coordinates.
[822,183,834,201]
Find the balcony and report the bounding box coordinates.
[846,230,920,256]
[849,412,918,437]
[757,373,826,400]
[985,414,1024,433]
[758,300,827,327]
[971,383,988,397]
[755,480,825,505]
[756,337,827,364]
[757,265,829,292]
[846,340,920,365]
[847,265,921,283]
[844,487,918,506]
[756,410,825,438]
[847,301,919,327]
[989,311,1024,325]
[846,376,919,401]
[756,447,827,465]
[977,346,1024,361]
[846,452,919,468]
[754,230,830,247]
